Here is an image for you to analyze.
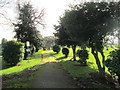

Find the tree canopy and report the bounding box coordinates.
[14,2,44,50]
[54,2,119,76]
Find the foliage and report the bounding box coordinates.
[2,40,24,65]
[14,2,44,51]
[42,36,56,50]
[105,49,120,83]
[77,50,89,65]
[79,2,118,75]
[54,2,119,75]
[54,24,78,61]
[54,25,74,46]
[53,45,60,54]
[62,48,69,58]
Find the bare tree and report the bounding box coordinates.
[0,0,10,7]
[16,0,46,27]
[0,0,14,26]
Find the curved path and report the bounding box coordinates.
[32,54,78,88]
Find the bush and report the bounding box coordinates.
[77,50,89,65]
[62,48,69,57]
[53,45,60,54]
[2,40,24,65]
[105,49,120,84]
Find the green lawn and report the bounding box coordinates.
[2,50,56,88]
[1,45,115,76]
[1,49,57,75]
[50,46,116,88]
[51,45,114,75]
[2,64,43,88]
[1,45,116,88]
[1,50,45,75]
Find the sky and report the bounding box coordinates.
[0,0,119,44]
[0,0,78,43]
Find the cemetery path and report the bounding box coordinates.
[32,54,78,88]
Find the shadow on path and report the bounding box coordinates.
[50,53,57,56]
[56,56,66,60]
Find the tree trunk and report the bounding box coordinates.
[91,48,103,75]
[72,45,76,61]
[100,51,105,76]
[24,51,28,60]
[35,48,39,52]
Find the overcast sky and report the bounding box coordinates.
[0,0,78,43]
[0,0,119,44]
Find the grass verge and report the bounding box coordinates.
[2,65,42,88]
[1,50,46,75]
[1,59,40,75]
[2,50,52,88]
[50,46,117,88]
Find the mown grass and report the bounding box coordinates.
[51,45,114,75]
[114,44,120,48]
[2,45,116,88]
[1,50,45,75]
[60,61,95,78]
[1,49,57,75]
[2,65,43,88]
[3,72,33,88]
[2,50,52,88]
[2,49,59,88]
[1,44,118,75]
[50,46,116,88]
